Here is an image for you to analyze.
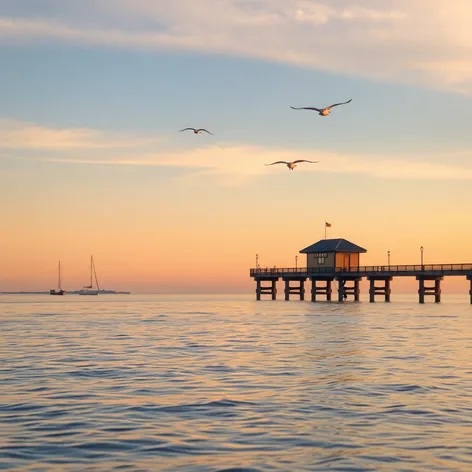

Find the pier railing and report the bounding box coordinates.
[250,263,472,277]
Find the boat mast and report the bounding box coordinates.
[83,256,93,289]
[92,255,100,291]
[58,261,62,291]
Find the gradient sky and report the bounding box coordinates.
[1,0,471,293]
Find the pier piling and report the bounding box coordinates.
[336,277,361,302]
[310,277,333,302]
[368,276,393,302]
[417,276,443,303]
[283,277,306,301]
[256,277,278,300]
[468,276,472,305]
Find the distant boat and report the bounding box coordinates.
[50,261,66,296]
[79,255,100,296]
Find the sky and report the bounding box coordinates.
[1,0,471,294]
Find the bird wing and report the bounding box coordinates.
[326,99,352,110]
[266,161,289,166]
[198,129,214,135]
[179,128,196,132]
[290,106,323,112]
[292,160,319,164]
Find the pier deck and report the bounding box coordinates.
[251,263,472,278]
[250,264,472,303]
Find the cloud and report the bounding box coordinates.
[2,120,471,186]
[0,119,164,150]
[0,1,471,93]
[11,142,472,186]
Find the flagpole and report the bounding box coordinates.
[325,223,327,240]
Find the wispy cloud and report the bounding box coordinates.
[0,1,471,93]
[13,144,472,186]
[0,119,164,150]
[3,120,471,186]
[164,146,472,186]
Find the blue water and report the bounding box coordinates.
[1,294,472,471]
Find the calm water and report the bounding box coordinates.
[2,294,472,471]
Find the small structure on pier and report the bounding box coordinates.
[300,238,366,270]
[250,237,472,304]
[299,238,367,302]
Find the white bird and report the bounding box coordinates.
[265,160,319,170]
[179,127,213,135]
[290,99,352,116]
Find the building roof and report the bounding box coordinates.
[299,238,367,254]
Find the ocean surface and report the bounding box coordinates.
[1,294,472,471]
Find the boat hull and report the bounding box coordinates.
[50,289,65,295]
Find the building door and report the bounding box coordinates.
[343,254,350,269]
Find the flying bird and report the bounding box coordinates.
[179,128,213,135]
[265,160,319,170]
[290,99,352,116]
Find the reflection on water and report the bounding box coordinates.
[1,294,472,471]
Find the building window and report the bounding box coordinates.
[317,257,326,265]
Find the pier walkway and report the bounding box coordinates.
[250,264,472,303]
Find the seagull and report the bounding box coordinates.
[265,160,319,170]
[290,99,352,116]
[179,128,213,135]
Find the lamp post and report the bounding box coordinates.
[256,253,259,269]
[295,255,298,270]
[388,250,390,266]
[420,246,424,266]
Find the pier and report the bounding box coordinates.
[250,239,472,303]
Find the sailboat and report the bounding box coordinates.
[50,261,66,295]
[79,255,100,295]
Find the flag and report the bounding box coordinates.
[325,222,332,227]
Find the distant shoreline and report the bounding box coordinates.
[0,290,131,295]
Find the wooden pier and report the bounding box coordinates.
[250,238,472,303]
[250,265,472,303]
